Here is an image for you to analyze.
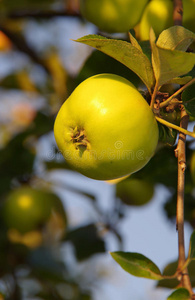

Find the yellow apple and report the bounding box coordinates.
[54,74,159,180]
[138,0,195,41]
[80,0,149,33]
[139,0,173,41]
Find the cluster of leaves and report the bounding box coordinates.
[0,0,195,299]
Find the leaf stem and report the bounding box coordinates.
[159,78,195,108]
[155,116,195,138]
[175,107,193,295]
[150,82,158,109]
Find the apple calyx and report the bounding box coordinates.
[71,126,89,150]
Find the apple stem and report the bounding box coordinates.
[155,116,195,138]
[71,127,88,149]
[159,78,195,108]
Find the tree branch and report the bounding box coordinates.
[8,9,81,19]
[173,0,183,25]
[0,25,50,74]
[175,108,193,294]
[173,0,194,297]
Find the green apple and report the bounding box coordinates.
[80,0,149,33]
[139,0,195,41]
[116,178,154,206]
[183,0,195,33]
[139,0,173,41]
[2,186,67,235]
[54,74,159,181]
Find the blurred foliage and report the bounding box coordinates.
[0,0,195,299]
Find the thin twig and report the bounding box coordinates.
[150,82,158,109]
[160,78,195,108]
[155,116,195,138]
[8,10,81,19]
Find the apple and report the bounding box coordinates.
[116,177,154,206]
[106,175,130,185]
[182,0,195,33]
[80,0,149,33]
[138,0,195,41]
[2,186,67,235]
[54,74,159,180]
[139,0,173,41]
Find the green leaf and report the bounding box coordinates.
[66,224,105,261]
[188,230,195,260]
[128,31,143,52]
[110,251,163,280]
[165,76,192,85]
[139,40,152,62]
[157,26,195,51]
[158,122,178,146]
[131,146,179,188]
[167,288,191,300]
[76,50,142,88]
[157,260,195,288]
[75,35,155,93]
[182,82,195,117]
[150,30,195,87]
[156,259,179,289]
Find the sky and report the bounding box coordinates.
[36,129,193,300]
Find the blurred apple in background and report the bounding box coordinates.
[116,178,154,206]
[1,186,67,248]
[80,0,149,33]
[138,0,195,40]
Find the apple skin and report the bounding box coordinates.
[182,0,195,33]
[139,0,173,41]
[80,0,149,33]
[138,0,195,41]
[2,186,67,235]
[116,178,154,206]
[54,74,159,181]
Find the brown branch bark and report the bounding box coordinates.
[173,0,194,297]
[173,0,183,25]
[8,10,81,19]
[175,107,193,294]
